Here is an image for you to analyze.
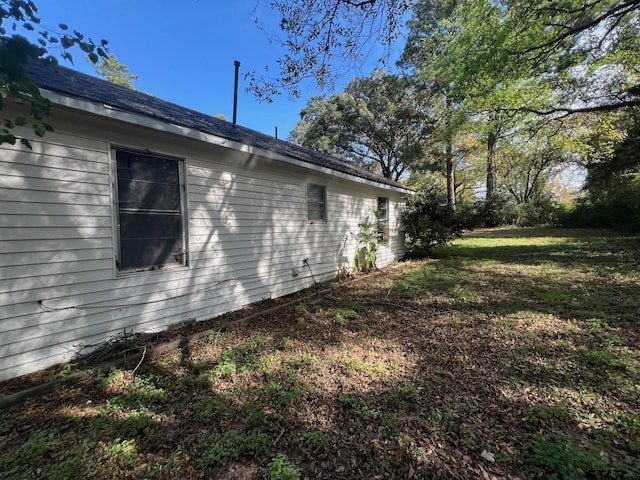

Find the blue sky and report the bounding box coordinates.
[32,1,403,139]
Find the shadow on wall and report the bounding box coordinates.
[1,132,401,380]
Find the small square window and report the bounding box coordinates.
[377,197,389,241]
[114,149,188,272]
[307,184,326,222]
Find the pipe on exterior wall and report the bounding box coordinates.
[233,60,240,125]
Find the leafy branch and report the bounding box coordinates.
[0,0,109,147]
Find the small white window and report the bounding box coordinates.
[377,197,389,240]
[114,148,188,273]
[307,183,326,222]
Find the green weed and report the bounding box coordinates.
[213,335,267,377]
[0,430,56,477]
[528,403,571,424]
[242,404,270,429]
[386,385,416,408]
[201,430,270,467]
[334,312,347,326]
[198,394,232,422]
[333,308,359,326]
[268,453,301,480]
[580,347,617,369]
[337,395,380,421]
[100,438,142,471]
[259,353,280,375]
[300,430,327,449]
[95,366,126,389]
[287,353,317,370]
[260,377,304,408]
[213,357,237,377]
[529,433,609,479]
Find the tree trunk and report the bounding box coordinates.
[486,130,497,200]
[444,95,456,212]
[446,138,456,212]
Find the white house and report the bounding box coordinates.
[0,62,411,381]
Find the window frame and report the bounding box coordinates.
[111,147,189,276]
[377,196,389,241]
[307,183,327,222]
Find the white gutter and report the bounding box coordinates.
[42,90,413,195]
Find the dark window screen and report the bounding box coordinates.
[116,150,185,270]
[307,184,326,221]
[377,197,389,237]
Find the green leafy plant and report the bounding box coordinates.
[212,357,237,378]
[287,353,317,369]
[529,433,609,479]
[333,309,359,326]
[295,303,309,317]
[0,4,110,148]
[386,385,417,408]
[353,211,384,273]
[212,335,266,377]
[334,312,347,326]
[337,394,380,421]
[280,336,291,350]
[300,431,327,449]
[0,430,55,477]
[402,188,464,256]
[201,430,270,467]
[268,453,300,480]
[260,378,304,408]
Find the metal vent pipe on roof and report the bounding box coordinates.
[233,60,240,125]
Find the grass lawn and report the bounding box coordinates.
[1,227,639,479]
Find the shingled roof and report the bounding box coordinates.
[26,61,409,191]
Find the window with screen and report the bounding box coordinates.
[377,197,389,241]
[114,149,187,272]
[307,183,327,222]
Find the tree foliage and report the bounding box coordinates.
[266,0,640,231]
[507,0,640,115]
[250,0,410,99]
[92,54,138,89]
[499,125,572,206]
[290,72,434,181]
[418,0,640,116]
[411,1,576,204]
[402,176,464,256]
[560,108,640,232]
[257,1,640,109]
[0,0,108,146]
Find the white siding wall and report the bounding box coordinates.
[0,115,405,381]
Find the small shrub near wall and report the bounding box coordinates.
[402,189,464,257]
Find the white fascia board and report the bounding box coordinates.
[42,90,413,195]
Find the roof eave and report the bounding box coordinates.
[42,89,414,195]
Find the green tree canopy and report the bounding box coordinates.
[290,72,435,181]
[405,0,640,116]
[92,54,138,89]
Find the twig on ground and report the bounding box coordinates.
[131,347,146,376]
[273,427,286,446]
